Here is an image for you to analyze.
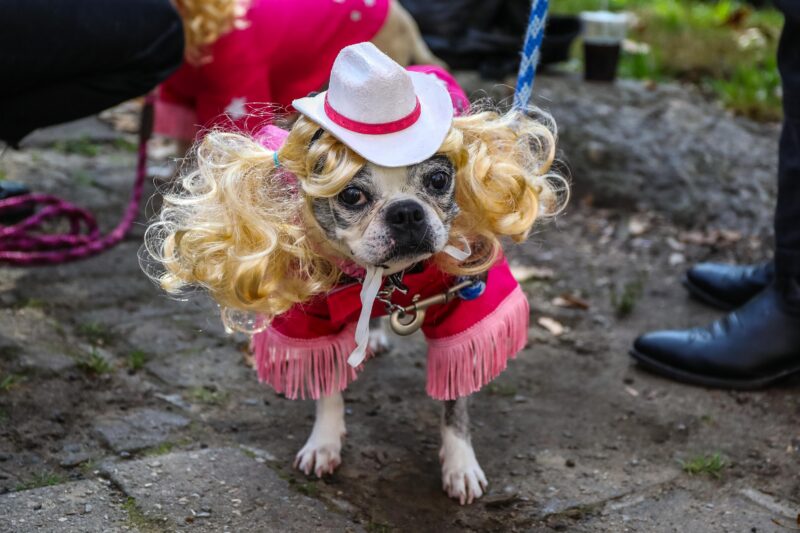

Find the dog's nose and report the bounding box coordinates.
[385,200,426,232]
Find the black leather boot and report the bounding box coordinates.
[630,278,800,389]
[683,261,773,310]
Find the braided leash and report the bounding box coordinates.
[0,94,153,266]
[513,0,550,110]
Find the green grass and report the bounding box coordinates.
[188,386,229,406]
[142,442,174,456]
[126,350,149,372]
[19,298,46,310]
[53,137,100,157]
[0,408,8,425]
[365,521,392,533]
[72,170,95,187]
[552,0,784,120]
[76,322,115,346]
[0,374,24,392]
[485,382,518,397]
[75,349,113,375]
[113,138,138,153]
[122,497,163,533]
[610,278,645,318]
[15,471,67,491]
[79,460,98,476]
[681,452,727,477]
[294,481,320,497]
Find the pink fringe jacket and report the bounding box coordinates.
[252,257,529,401]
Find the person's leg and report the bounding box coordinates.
[630,4,800,388]
[0,0,184,146]
[774,0,800,292]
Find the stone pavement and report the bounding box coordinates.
[0,79,798,532]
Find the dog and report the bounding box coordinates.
[143,43,564,505]
[159,0,444,152]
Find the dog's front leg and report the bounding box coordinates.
[440,397,488,505]
[294,391,345,478]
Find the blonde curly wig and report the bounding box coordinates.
[143,107,567,328]
[174,0,249,63]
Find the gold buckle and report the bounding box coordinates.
[389,280,473,336]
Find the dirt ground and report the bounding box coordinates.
[0,78,798,532]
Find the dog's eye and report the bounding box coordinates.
[338,187,368,207]
[425,171,450,193]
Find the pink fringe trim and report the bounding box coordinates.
[426,286,530,400]
[251,322,363,400]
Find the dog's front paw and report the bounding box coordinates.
[440,430,488,505]
[294,421,345,478]
[294,440,342,478]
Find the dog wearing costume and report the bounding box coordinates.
[143,43,564,505]
[159,0,442,144]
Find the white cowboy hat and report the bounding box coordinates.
[292,42,453,168]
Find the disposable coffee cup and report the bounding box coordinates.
[580,11,629,82]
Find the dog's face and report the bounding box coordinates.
[312,155,458,272]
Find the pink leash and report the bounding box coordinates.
[0,94,154,266]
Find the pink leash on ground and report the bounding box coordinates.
[0,95,154,266]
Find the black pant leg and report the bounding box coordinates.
[774,0,800,277]
[0,0,184,146]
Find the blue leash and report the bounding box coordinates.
[513,0,549,110]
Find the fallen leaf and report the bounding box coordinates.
[719,229,742,242]
[770,517,800,530]
[628,215,650,237]
[552,293,590,310]
[679,229,743,247]
[724,6,751,28]
[668,252,686,266]
[511,265,555,282]
[537,317,565,336]
[666,236,685,251]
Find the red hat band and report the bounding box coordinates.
[324,95,421,135]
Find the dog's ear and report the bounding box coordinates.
[143,131,337,324]
[435,109,566,274]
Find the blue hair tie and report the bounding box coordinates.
[273,151,280,168]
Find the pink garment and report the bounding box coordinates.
[156,0,390,140]
[252,257,529,402]
[247,68,525,402]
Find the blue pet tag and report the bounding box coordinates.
[455,277,486,301]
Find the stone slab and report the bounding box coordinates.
[0,479,134,533]
[94,408,190,453]
[102,447,363,532]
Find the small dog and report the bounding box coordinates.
[144,43,563,505]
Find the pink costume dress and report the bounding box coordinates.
[251,68,525,402]
[155,0,391,140]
